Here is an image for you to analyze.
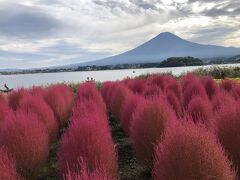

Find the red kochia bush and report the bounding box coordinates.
[200,76,219,100]
[64,162,113,180]
[211,90,235,112]
[0,148,19,180]
[147,75,166,91]
[119,93,144,136]
[77,82,106,112]
[44,84,74,127]
[214,100,240,174]
[71,99,108,127]
[110,83,131,118]
[182,81,207,108]
[130,97,176,167]
[0,110,49,178]
[166,91,183,118]
[142,84,161,97]
[57,113,118,178]
[153,121,236,180]
[0,101,12,122]
[19,94,58,142]
[0,93,7,105]
[186,96,213,126]
[220,79,236,92]
[8,88,28,110]
[126,79,145,94]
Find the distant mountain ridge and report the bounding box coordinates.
[75,32,240,66]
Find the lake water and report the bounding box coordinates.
[0,64,240,89]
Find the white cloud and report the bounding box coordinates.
[0,0,239,68]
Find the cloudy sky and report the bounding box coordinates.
[0,0,239,69]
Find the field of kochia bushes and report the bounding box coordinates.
[0,73,240,179]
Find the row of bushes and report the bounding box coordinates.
[0,84,74,179]
[102,74,240,179]
[57,82,118,179]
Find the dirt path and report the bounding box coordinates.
[109,114,151,180]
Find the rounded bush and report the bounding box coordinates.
[0,110,49,178]
[166,91,183,118]
[64,162,113,180]
[8,88,28,110]
[110,83,131,118]
[20,94,58,142]
[143,84,161,97]
[126,79,145,94]
[221,79,236,92]
[0,148,19,180]
[119,93,144,135]
[182,81,207,108]
[153,121,236,180]
[57,113,118,177]
[211,90,235,112]
[200,76,219,100]
[0,101,12,122]
[214,100,240,175]
[186,96,213,126]
[44,84,74,127]
[0,93,7,105]
[130,97,176,167]
[147,75,166,91]
[77,82,106,112]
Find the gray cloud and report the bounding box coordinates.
[0,0,239,69]
[0,3,62,39]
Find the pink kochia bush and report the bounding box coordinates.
[57,113,118,178]
[0,101,12,122]
[0,93,7,105]
[19,94,58,142]
[214,100,240,174]
[186,96,213,125]
[200,76,219,100]
[166,91,182,118]
[44,84,74,127]
[8,88,28,110]
[77,82,106,112]
[119,93,144,136]
[0,110,49,178]
[153,121,236,180]
[130,97,176,167]
[64,162,113,180]
[110,83,131,118]
[0,148,19,180]
[211,90,235,112]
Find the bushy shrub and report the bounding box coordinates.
[214,100,240,175]
[200,76,219,100]
[19,94,58,142]
[110,83,131,118]
[63,162,113,180]
[77,82,106,112]
[101,82,116,109]
[44,84,74,127]
[220,79,236,92]
[71,99,108,128]
[0,148,19,180]
[166,91,183,118]
[211,90,235,112]
[126,79,145,94]
[0,110,49,178]
[0,101,12,122]
[8,88,28,110]
[0,93,7,105]
[143,84,161,97]
[186,96,213,125]
[28,86,45,96]
[153,121,236,180]
[182,81,207,108]
[57,113,118,177]
[130,97,176,167]
[147,75,165,91]
[119,93,144,136]
[181,73,198,91]
[165,77,182,102]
